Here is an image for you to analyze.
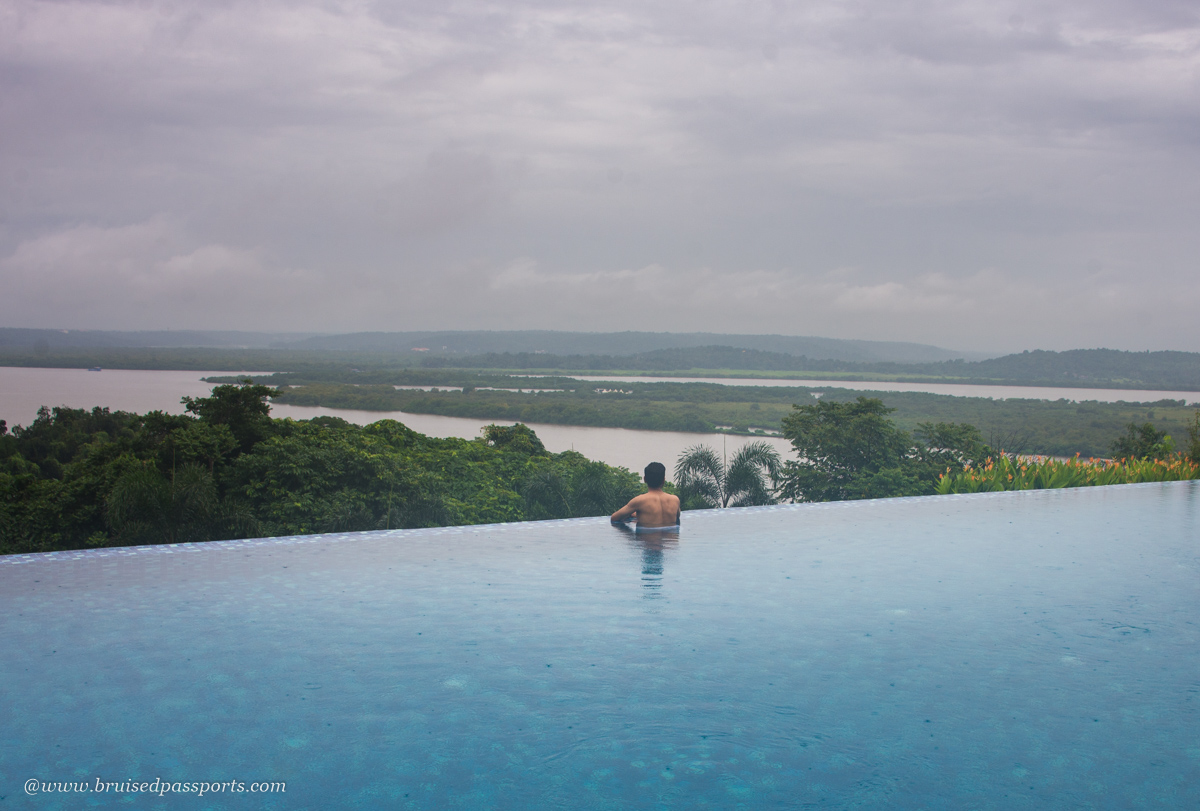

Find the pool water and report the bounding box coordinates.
[3,483,1198,809]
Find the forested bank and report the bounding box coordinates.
[4,342,1200,391]
[0,383,642,556]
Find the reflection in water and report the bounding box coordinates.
[612,523,679,599]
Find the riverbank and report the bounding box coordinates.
[5,343,1200,392]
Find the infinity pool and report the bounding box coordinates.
[3,483,1198,809]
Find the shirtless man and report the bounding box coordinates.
[610,462,681,529]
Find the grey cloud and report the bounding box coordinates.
[0,0,1197,350]
[373,150,501,235]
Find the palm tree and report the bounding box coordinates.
[675,440,782,509]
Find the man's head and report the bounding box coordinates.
[644,462,666,489]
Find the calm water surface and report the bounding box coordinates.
[0,367,267,426]
[3,483,1197,809]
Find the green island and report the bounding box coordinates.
[253,373,1194,459]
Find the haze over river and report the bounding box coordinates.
[4,366,1197,475]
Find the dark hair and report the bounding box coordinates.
[643,462,666,488]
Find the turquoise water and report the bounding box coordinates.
[2,483,1198,809]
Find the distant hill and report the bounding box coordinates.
[4,329,1195,391]
[283,331,988,363]
[422,346,853,372]
[0,328,317,349]
[424,346,1200,392]
[959,349,1200,390]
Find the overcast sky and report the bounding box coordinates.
[1,0,1197,352]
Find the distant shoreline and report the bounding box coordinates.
[2,355,1197,395]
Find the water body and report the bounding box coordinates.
[554,374,1200,404]
[0,367,263,427]
[5,483,1198,808]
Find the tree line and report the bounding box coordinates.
[5,342,1200,390]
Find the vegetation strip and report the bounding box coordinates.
[4,342,1200,390]
[264,378,1196,458]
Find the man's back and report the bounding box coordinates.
[616,489,680,528]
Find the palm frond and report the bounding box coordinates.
[675,444,726,507]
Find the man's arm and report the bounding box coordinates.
[610,495,642,523]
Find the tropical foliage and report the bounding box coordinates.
[674,441,782,509]
[935,408,1200,494]
[1110,421,1175,460]
[777,397,991,502]
[934,453,1200,494]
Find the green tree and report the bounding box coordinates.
[521,452,642,520]
[481,423,549,456]
[106,462,218,545]
[778,397,914,502]
[1110,422,1174,460]
[226,419,442,535]
[1187,410,1200,464]
[182,378,280,453]
[674,440,781,509]
[778,397,990,502]
[166,421,239,473]
[912,421,991,478]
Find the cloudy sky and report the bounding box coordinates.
[1,0,1197,352]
